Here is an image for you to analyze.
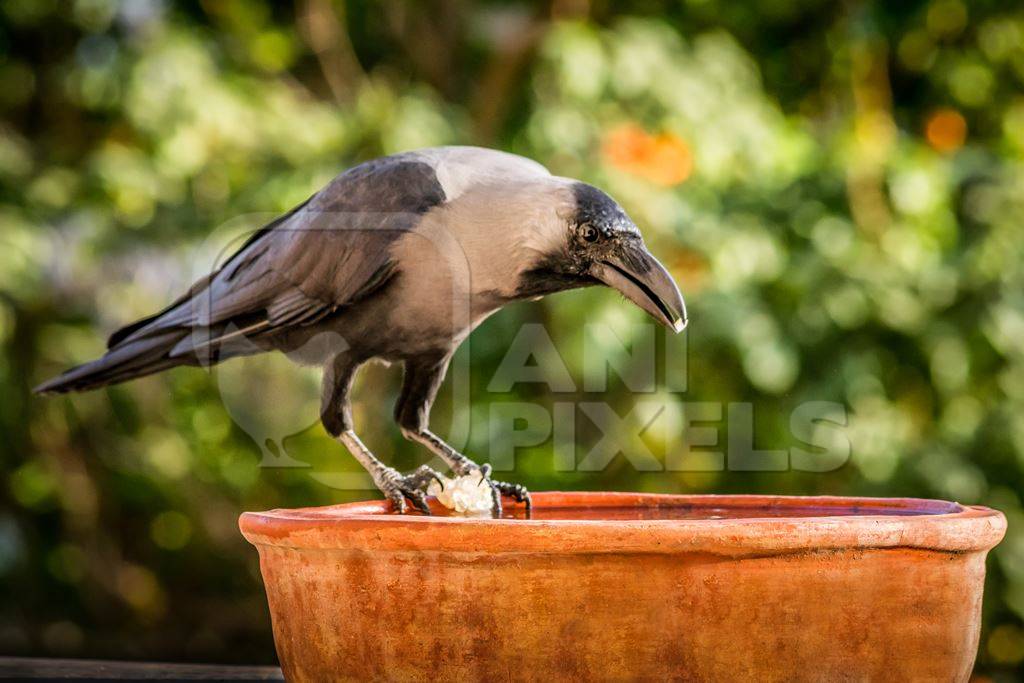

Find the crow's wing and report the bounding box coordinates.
[111,153,447,356]
[36,147,549,394]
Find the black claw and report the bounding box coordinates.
[488,482,503,518]
[489,480,533,515]
[380,465,445,515]
[407,491,432,515]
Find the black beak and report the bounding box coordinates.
[590,241,687,333]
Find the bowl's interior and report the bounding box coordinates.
[350,493,965,521]
[464,503,961,521]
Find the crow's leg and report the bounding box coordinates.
[395,354,532,516]
[322,354,443,514]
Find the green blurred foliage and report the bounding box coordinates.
[1,0,1023,675]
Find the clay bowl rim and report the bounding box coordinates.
[240,492,1006,557]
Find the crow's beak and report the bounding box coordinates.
[590,241,687,333]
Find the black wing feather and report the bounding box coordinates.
[124,155,445,347]
[36,154,446,394]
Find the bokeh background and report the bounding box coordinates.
[2,0,1023,677]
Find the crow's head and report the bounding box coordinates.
[515,181,687,333]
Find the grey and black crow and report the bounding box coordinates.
[35,147,686,515]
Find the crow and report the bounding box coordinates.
[35,147,686,515]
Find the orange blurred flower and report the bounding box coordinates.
[602,124,651,168]
[602,124,693,186]
[925,108,967,153]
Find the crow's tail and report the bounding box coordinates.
[33,329,193,394]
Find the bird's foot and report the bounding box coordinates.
[376,464,444,515]
[457,463,532,517]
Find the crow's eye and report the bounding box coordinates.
[580,225,599,243]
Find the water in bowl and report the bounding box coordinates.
[420,500,960,521]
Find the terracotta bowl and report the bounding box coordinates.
[240,492,1005,682]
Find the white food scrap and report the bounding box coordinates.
[427,472,493,514]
